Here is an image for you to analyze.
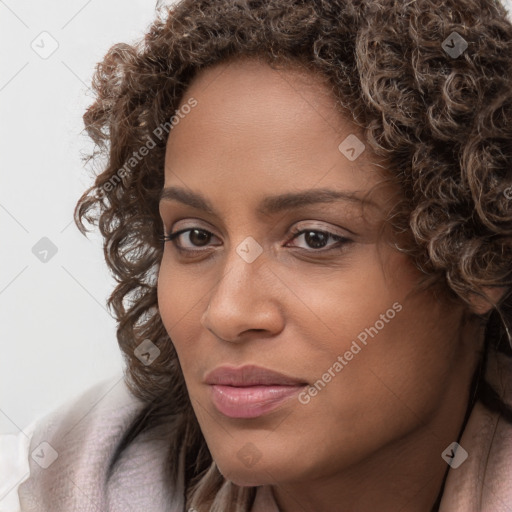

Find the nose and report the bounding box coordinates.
[200,248,285,343]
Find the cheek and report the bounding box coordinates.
[157,250,212,322]
[306,279,460,451]
[156,258,208,366]
[262,251,460,464]
[270,245,407,352]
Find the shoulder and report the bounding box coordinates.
[6,375,184,512]
[440,349,512,511]
[1,376,133,511]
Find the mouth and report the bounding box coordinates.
[204,365,308,419]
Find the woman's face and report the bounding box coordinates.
[157,58,476,487]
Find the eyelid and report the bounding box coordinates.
[289,220,352,240]
[165,219,351,239]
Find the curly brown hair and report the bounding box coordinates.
[74,0,512,509]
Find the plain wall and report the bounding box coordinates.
[0,0,179,437]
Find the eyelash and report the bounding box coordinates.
[159,226,351,256]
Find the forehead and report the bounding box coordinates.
[165,58,369,151]
[162,57,387,207]
[180,56,336,111]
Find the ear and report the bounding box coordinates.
[467,286,509,316]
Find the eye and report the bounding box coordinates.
[285,227,351,252]
[161,227,220,252]
[160,224,352,256]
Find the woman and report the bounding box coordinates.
[10,0,512,510]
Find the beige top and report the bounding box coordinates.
[3,349,511,511]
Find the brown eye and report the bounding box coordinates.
[287,228,350,252]
[165,228,218,250]
[188,229,211,247]
[303,231,330,249]
[164,227,220,251]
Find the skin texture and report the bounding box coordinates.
[157,58,484,512]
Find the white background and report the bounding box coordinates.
[1,0,511,437]
[0,0,179,438]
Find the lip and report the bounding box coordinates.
[204,365,308,419]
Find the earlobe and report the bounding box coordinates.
[468,286,509,316]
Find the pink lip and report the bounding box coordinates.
[204,365,307,419]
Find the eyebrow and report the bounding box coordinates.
[159,186,373,216]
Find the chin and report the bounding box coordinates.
[215,460,280,487]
